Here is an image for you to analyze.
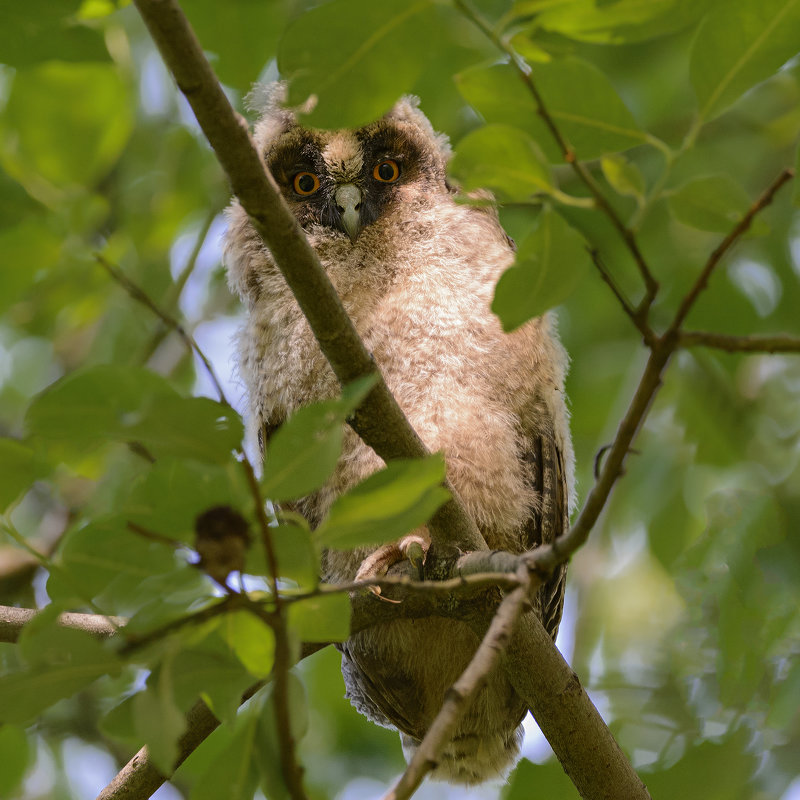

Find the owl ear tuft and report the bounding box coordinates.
[385,95,452,162]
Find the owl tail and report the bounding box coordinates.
[400,725,523,785]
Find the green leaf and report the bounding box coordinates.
[262,376,376,502]
[644,728,757,799]
[278,0,441,128]
[47,517,178,607]
[245,523,319,589]
[794,141,800,207]
[456,59,646,162]
[668,175,767,234]
[690,0,800,123]
[190,698,260,800]
[317,455,448,550]
[0,438,49,510]
[288,594,351,643]
[492,205,591,330]
[254,677,308,800]
[0,0,109,66]
[449,124,552,201]
[522,0,712,44]
[0,611,120,724]
[0,220,63,313]
[169,639,256,725]
[601,154,645,200]
[133,671,186,774]
[0,724,30,797]
[219,612,276,680]
[183,0,287,93]
[26,364,242,463]
[503,757,575,799]
[124,458,251,543]
[0,63,132,188]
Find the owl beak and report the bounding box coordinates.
[335,183,363,242]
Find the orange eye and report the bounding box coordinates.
[293,172,320,195]
[373,159,400,182]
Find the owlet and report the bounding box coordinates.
[224,88,574,785]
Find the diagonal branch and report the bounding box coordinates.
[132,0,485,555]
[382,566,532,800]
[97,253,229,405]
[667,167,794,333]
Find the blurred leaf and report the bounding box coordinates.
[0,0,109,66]
[0,63,132,188]
[519,0,711,44]
[690,0,800,122]
[601,154,645,200]
[767,660,800,729]
[262,376,376,502]
[47,517,177,606]
[668,174,768,234]
[279,0,441,128]
[254,676,308,800]
[219,611,276,680]
[190,697,260,800]
[449,123,552,200]
[794,141,800,206]
[644,727,757,798]
[0,438,49,510]
[503,756,575,799]
[0,724,30,797]
[26,364,242,463]
[0,219,62,313]
[125,457,251,542]
[0,610,120,724]
[288,593,351,643]
[169,638,255,725]
[133,669,185,774]
[456,59,646,162]
[317,455,448,550]
[492,205,591,330]
[245,523,318,589]
[183,0,287,93]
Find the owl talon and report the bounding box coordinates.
[355,534,430,589]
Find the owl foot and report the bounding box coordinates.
[355,533,430,597]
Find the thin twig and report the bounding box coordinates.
[678,330,800,354]
[588,248,654,343]
[668,168,794,333]
[139,208,219,364]
[383,566,531,800]
[117,595,242,658]
[454,0,660,311]
[96,253,229,404]
[240,460,309,799]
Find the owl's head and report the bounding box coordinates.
[250,86,452,243]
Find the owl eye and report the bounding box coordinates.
[373,160,400,183]
[293,172,320,196]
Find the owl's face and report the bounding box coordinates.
[258,98,451,244]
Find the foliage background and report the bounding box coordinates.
[0,0,799,798]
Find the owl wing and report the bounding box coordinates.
[524,420,569,641]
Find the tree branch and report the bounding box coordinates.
[96,253,229,405]
[668,167,794,332]
[131,0,485,555]
[678,330,800,354]
[383,566,532,800]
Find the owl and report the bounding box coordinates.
[224,87,575,785]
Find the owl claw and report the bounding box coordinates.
[355,534,430,595]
